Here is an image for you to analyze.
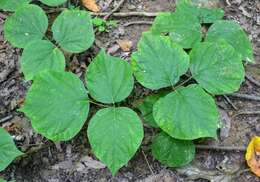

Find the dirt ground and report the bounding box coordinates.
[0,0,260,181]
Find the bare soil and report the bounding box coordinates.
[0,0,260,181]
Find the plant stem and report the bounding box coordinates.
[88,100,109,108]
[173,77,193,91]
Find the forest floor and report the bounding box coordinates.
[0,0,260,181]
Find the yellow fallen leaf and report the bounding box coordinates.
[246,136,260,177]
[82,0,100,12]
[117,40,133,52]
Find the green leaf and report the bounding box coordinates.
[87,107,144,175]
[206,20,254,63]
[153,84,219,140]
[0,0,31,12]
[52,9,95,53]
[131,33,190,90]
[135,92,168,128]
[21,40,65,81]
[151,12,201,48]
[4,4,48,48]
[151,132,195,167]
[86,50,134,104]
[0,128,23,172]
[92,17,105,26]
[20,71,89,141]
[176,0,224,23]
[190,40,245,94]
[39,0,67,6]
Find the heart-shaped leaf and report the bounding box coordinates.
[52,9,95,53]
[87,107,144,175]
[86,50,134,104]
[153,84,219,140]
[21,40,65,81]
[152,132,195,167]
[176,0,224,23]
[151,12,201,48]
[131,33,190,90]
[0,128,23,172]
[4,4,48,48]
[190,40,245,94]
[20,71,89,141]
[206,20,254,63]
[0,0,31,12]
[39,0,67,6]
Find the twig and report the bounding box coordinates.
[227,93,260,102]
[92,11,159,17]
[104,0,126,20]
[173,77,193,91]
[142,150,155,175]
[0,115,13,124]
[123,21,153,27]
[195,145,246,151]
[89,100,109,108]
[232,110,260,119]
[246,74,260,87]
[223,95,238,110]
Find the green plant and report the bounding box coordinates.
[92,17,118,32]
[0,0,254,176]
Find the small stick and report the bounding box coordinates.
[195,145,246,151]
[0,115,13,124]
[142,150,155,175]
[227,93,260,102]
[92,11,159,17]
[232,110,260,119]
[223,95,238,110]
[104,0,126,20]
[123,21,153,27]
[246,74,260,87]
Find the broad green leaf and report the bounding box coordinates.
[4,4,48,48]
[135,92,168,128]
[39,0,67,6]
[21,40,65,81]
[87,107,144,175]
[153,84,219,140]
[0,179,6,182]
[151,12,201,48]
[0,0,31,12]
[20,71,89,141]
[52,9,95,53]
[206,20,254,62]
[176,0,224,23]
[131,33,190,90]
[0,128,23,172]
[152,132,195,167]
[190,40,245,94]
[86,50,134,104]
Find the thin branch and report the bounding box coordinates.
[195,144,246,151]
[227,93,260,102]
[88,100,109,108]
[223,95,238,110]
[246,74,260,87]
[173,77,193,91]
[104,0,126,20]
[123,21,153,27]
[142,150,155,175]
[232,110,260,119]
[0,115,13,124]
[92,11,159,17]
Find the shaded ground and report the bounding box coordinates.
[0,0,260,181]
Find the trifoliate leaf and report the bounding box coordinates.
[39,0,67,6]
[0,128,23,172]
[135,92,168,128]
[20,71,89,141]
[21,40,65,81]
[0,0,31,12]
[4,4,48,48]
[86,50,134,104]
[206,20,254,63]
[153,84,219,140]
[131,33,189,90]
[176,0,224,23]
[190,40,245,95]
[52,9,95,53]
[87,107,144,175]
[151,12,201,48]
[152,132,195,167]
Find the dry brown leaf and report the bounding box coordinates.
[82,0,100,12]
[117,39,133,52]
[245,136,260,177]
